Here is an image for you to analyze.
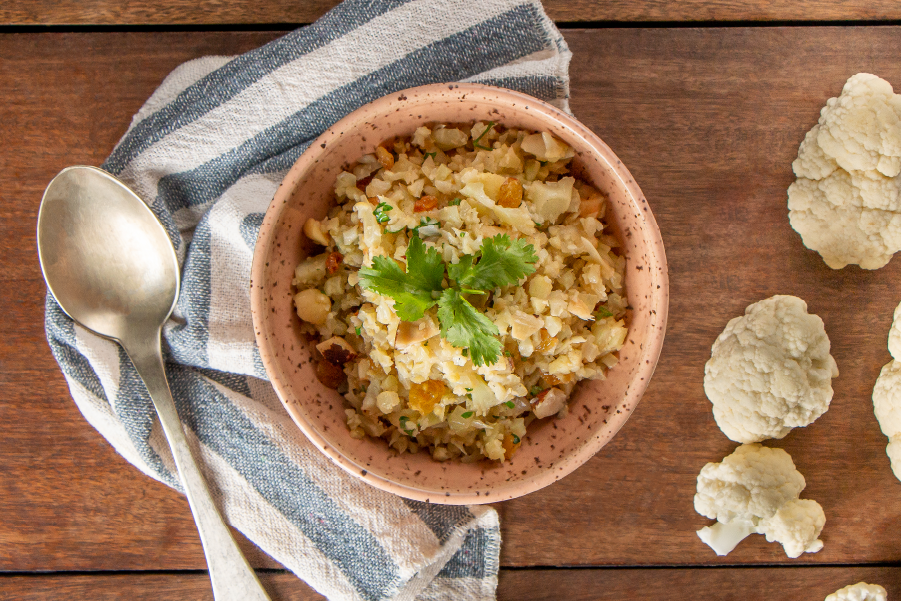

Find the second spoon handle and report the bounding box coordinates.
[125,331,271,601]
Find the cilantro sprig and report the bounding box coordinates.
[358,233,537,366]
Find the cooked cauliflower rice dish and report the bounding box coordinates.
[291,121,628,462]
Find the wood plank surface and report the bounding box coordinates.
[2,567,900,599]
[2,23,901,581]
[3,0,901,26]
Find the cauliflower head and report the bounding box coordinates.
[825,582,888,601]
[788,73,901,270]
[759,498,825,558]
[704,295,839,443]
[872,359,901,481]
[695,443,825,558]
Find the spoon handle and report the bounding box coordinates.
[125,332,272,601]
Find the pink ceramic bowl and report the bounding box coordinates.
[251,83,668,504]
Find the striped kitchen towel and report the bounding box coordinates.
[44,0,571,599]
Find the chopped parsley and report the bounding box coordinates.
[448,198,462,206]
[461,411,474,418]
[464,387,473,392]
[530,386,543,396]
[373,202,393,224]
[423,151,437,161]
[358,233,537,366]
[512,434,520,444]
[594,305,614,319]
[472,121,496,150]
[504,401,515,409]
[355,326,362,336]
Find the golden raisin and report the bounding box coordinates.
[497,177,523,208]
[376,146,395,169]
[540,373,572,387]
[502,433,522,460]
[325,251,343,274]
[414,195,439,212]
[535,328,557,353]
[408,379,447,415]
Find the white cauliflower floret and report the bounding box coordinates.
[871,300,901,482]
[817,73,901,177]
[694,443,825,558]
[788,73,901,270]
[694,443,805,525]
[758,498,825,558]
[825,582,888,601]
[704,295,839,443]
[889,301,901,360]
[788,172,901,270]
[872,358,901,482]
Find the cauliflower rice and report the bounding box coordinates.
[292,121,628,462]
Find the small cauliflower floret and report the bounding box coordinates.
[872,359,901,482]
[889,300,901,360]
[694,443,825,558]
[788,73,901,270]
[704,295,839,443]
[816,73,901,177]
[526,177,575,224]
[759,498,825,559]
[520,132,574,163]
[825,582,888,601]
[788,172,901,270]
[303,218,331,246]
[531,387,567,419]
[694,444,805,526]
[294,289,331,325]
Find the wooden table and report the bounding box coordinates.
[3,1,901,599]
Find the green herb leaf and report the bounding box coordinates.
[355,326,362,336]
[461,411,474,418]
[448,234,538,291]
[473,121,496,150]
[448,198,462,206]
[423,151,437,160]
[504,401,515,409]
[373,202,393,224]
[530,386,542,396]
[357,235,444,321]
[512,434,520,444]
[594,305,614,319]
[437,288,502,366]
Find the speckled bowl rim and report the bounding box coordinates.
[252,83,668,504]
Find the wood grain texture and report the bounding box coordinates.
[1,567,900,599]
[3,0,901,26]
[3,25,901,579]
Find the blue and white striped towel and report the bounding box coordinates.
[44,0,571,598]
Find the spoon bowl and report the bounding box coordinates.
[37,166,271,601]
[38,166,179,340]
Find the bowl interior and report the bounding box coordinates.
[251,84,668,504]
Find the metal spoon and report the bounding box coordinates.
[37,166,272,601]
